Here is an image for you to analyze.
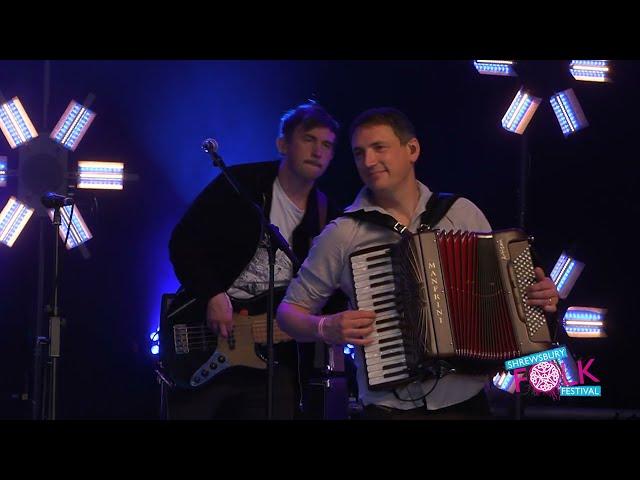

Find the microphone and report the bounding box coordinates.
[202,138,219,154]
[41,192,74,208]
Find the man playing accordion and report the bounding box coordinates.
[277,107,559,420]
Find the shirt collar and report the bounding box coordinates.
[344,181,434,225]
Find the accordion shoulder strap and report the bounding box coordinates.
[342,192,460,235]
[420,192,460,230]
[342,209,410,236]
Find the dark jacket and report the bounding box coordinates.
[169,160,343,301]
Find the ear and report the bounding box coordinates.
[407,138,420,164]
[276,136,287,156]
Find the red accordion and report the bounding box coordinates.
[350,228,552,390]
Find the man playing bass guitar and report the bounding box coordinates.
[165,102,343,420]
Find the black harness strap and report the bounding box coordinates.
[342,192,460,235]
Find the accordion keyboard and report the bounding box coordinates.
[350,246,411,387]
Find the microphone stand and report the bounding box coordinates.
[34,204,65,419]
[203,142,300,420]
[513,132,531,421]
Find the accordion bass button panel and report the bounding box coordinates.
[498,230,552,349]
[512,247,547,337]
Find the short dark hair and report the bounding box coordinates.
[349,107,416,144]
[279,102,340,141]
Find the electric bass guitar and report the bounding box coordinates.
[158,287,292,389]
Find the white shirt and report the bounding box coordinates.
[283,181,493,410]
[227,177,304,299]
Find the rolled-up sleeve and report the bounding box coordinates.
[283,219,353,314]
